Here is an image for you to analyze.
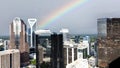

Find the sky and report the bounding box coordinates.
[0,0,120,35]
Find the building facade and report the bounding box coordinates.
[63,44,77,67]
[66,59,88,68]
[97,18,120,68]
[9,17,29,67]
[0,49,20,68]
[51,34,64,68]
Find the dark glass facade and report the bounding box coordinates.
[50,34,64,68]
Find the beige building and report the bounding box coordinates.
[9,17,29,66]
[0,49,20,68]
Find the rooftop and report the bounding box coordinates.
[66,59,88,68]
[0,49,19,55]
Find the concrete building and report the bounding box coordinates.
[83,36,90,56]
[63,33,90,68]
[63,41,90,68]
[66,59,88,68]
[60,28,70,43]
[9,17,29,67]
[0,49,20,68]
[64,43,77,67]
[97,18,120,68]
[77,43,88,59]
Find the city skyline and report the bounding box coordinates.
[1,0,120,35]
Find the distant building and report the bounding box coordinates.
[38,46,44,64]
[0,39,4,45]
[77,44,88,59]
[60,28,70,44]
[35,30,51,68]
[0,39,4,51]
[97,18,120,68]
[0,49,20,68]
[63,34,91,68]
[74,35,80,43]
[9,17,29,67]
[83,36,90,55]
[0,39,10,50]
[4,40,10,50]
[27,18,37,48]
[63,40,90,68]
[51,33,64,68]
[27,25,36,48]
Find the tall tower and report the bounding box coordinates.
[51,33,64,68]
[97,18,120,68]
[60,28,70,44]
[28,18,37,48]
[9,17,29,67]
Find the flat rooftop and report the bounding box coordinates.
[0,49,19,55]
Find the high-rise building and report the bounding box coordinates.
[97,18,120,68]
[28,18,37,48]
[9,17,29,67]
[64,42,90,68]
[63,44,77,67]
[35,30,51,68]
[60,28,70,44]
[51,33,64,68]
[0,49,20,68]
[83,36,90,55]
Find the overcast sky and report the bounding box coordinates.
[0,0,120,35]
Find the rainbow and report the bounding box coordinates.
[38,0,89,29]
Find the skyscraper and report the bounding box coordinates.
[97,18,120,68]
[51,33,64,68]
[28,18,37,48]
[9,17,29,67]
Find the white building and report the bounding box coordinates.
[60,28,70,44]
[64,42,90,67]
[77,43,88,59]
[3,40,10,50]
[64,42,77,65]
[66,59,88,68]
[83,36,90,55]
[89,56,96,67]
[0,39,4,46]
